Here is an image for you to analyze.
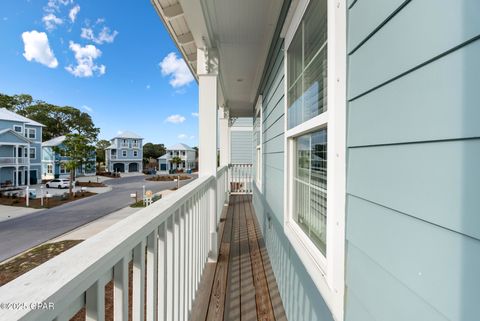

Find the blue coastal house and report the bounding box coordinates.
[105,131,143,173]
[0,108,43,187]
[41,136,96,180]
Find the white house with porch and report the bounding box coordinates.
[157,143,196,173]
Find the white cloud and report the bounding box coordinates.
[45,0,72,13]
[81,26,118,44]
[22,30,58,68]
[69,5,80,22]
[159,52,194,88]
[178,134,194,140]
[65,41,106,77]
[191,112,199,117]
[42,13,63,31]
[166,114,186,124]
[82,105,93,112]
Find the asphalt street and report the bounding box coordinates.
[0,174,196,262]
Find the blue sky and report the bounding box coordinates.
[0,0,199,147]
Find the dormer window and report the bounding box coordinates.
[13,125,22,133]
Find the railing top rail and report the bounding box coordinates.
[217,165,228,176]
[0,175,213,321]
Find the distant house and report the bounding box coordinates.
[157,143,196,173]
[105,131,143,173]
[0,108,44,187]
[41,136,96,180]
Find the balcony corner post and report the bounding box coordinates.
[198,47,219,261]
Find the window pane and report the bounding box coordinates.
[304,0,327,66]
[287,26,302,89]
[303,47,328,119]
[287,0,328,129]
[293,129,327,255]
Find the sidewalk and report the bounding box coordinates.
[0,205,41,222]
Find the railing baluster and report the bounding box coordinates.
[86,281,105,321]
[157,223,167,321]
[146,230,158,321]
[166,215,174,321]
[179,205,186,321]
[113,255,129,321]
[186,198,193,316]
[174,210,180,321]
[132,241,145,321]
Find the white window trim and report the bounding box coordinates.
[27,128,36,139]
[282,1,346,320]
[13,125,23,133]
[47,164,53,174]
[133,151,138,157]
[29,147,36,159]
[255,95,263,191]
[122,150,127,157]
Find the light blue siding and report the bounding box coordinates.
[346,1,480,320]
[252,2,334,319]
[231,130,252,164]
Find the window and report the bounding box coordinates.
[284,0,346,319]
[14,125,22,133]
[47,164,53,174]
[29,148,36,159]
[60,163,67,174]
[26,128,36,139]
[122,150,127,157]
[133,151,138,157]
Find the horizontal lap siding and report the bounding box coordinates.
[346,1,480,321]
[231,130,253,164]
[252,5,335,319]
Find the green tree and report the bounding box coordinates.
[96,139,111,164]
[170,156,183,171]
[21,104,99,141]
[54,134,95,197]
[0,93,33,112]
[143,143,166,160]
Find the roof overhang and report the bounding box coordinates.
[152,0,285,117]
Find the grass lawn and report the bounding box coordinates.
[0,192,96,209]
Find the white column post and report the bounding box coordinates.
[219,107,230,167]
[198,47,219,260]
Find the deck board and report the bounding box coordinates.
[191,195,286,321]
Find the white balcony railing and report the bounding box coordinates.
[229,163,253,194]
[0,157,29,165]
[0,166,230,321]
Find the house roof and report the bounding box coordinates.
[158,154,171,160]
[42,136,66,147]
[168,143,195,151]
[113,131,143,139]
[0,128,33,144]
[105,144,117,150]
[0,108,45,127]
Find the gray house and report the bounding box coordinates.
[0,108,43,187]
[105,131,143,173]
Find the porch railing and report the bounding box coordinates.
[228,163,253,194]
[0,175,217,321]
[0,157,29,165]
[216,165,228,223]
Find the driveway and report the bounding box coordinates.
[0,174,196,262]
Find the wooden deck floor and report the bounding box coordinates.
[190,195,287,321]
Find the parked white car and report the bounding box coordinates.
[45,179,73,189]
